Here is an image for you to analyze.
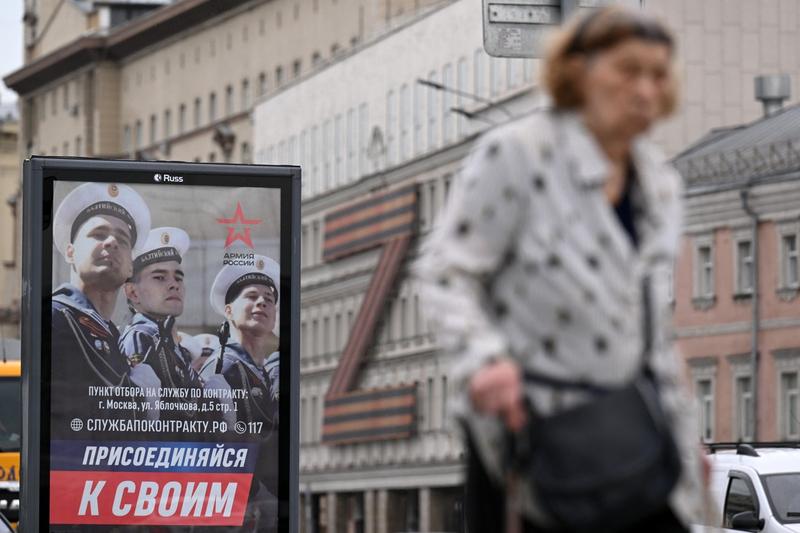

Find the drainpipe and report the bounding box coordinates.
[740,188,759,440]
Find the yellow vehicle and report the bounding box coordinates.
[0,358,20,527]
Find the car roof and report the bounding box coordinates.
[710,448,800,476]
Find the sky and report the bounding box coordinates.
[0,1,24,106]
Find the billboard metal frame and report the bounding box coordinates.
[21,157,300,532]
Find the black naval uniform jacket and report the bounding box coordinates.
[119,312,205,430]
[214,342,278,429]
[210,342,279,495]
[119,312,202,391]
[51,284,140,441]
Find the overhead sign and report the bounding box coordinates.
[21,158,300,532]
[482,0,612,57]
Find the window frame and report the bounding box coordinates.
[777,221,800,293]
[692,234,716,309]
[780,370,800,440]
[733,231,754,296]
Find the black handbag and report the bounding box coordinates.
[506,278,682,533]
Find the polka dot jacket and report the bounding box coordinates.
[415,110,709,525]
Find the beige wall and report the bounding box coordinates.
[29,68,90,157]
[0,120,20,339]
[648,0,800,156]
[20,0,447,163]
[118,0,446,162]
[29,0,90,61]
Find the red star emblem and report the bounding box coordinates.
[217,202,262,248]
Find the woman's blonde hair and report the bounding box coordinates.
[543,6,678,116]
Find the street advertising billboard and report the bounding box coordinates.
[21,158,300,532]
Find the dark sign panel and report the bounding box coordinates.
[21,158,300,532]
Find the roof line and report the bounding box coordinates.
[4,0,254,95]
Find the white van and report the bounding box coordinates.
[703,443,800,532]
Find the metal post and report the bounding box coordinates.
[740,189,760,440]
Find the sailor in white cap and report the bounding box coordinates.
[51,182,155,439]
[119,227,204,425]
[201,254,281,512]
[201,254,280,417]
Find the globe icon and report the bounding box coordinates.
[70,418,83,432]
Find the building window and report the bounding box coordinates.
[523,58,533,82]
[63,83,69,111]
[300,129,307,170]
[123,125,131,154]
[241,142,251,163]
[194,97,202,127]
[441,375,449,429]
[735,239,754,295]
[489,57,499,97]
[241,79,250,110]
[310,125,319,192]
[473,48,485,98]
[312,221,320,265]
[75,136,81,156]
[698,245,713,296]
[334,114,342,184]
[782,233,799,288]
[312,51,322,66]
[293,60,302,78]
[275,66,284,86]
[735,375,754,441]
[346,109,355,181]
[506,57,519,90]
[781,372,800,440]
[399,84,409,161]
[225,85,234,116]
[149,114,157,144]
[693,237,715,309]
[358,103,368,179]
[178,104,186,134]
[288,135,297,164]
[323,119,331,189]
[134,120,142,150]
[413,83,423,156]
[258,72,267,97]
[457,57,468,137]
[696,378,714,442]
[209,92,217,122]
[426,71,438,150]
[441,63,453,144]
[386,90,396,165]
[163,109,171,139]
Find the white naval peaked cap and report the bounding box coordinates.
[53,182,151,256]
[209,254,280,316]
[177,331,203,361]
[133,227,190,274]
[194,333,221,351]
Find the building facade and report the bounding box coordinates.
[0,109,20,343]
[253,2,536,529]
[6,0,447,164]
[252,1,800,531]
[673,97,800,444]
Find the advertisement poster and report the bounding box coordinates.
[38,169,293,532]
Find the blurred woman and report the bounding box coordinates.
[417,6,706,533]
